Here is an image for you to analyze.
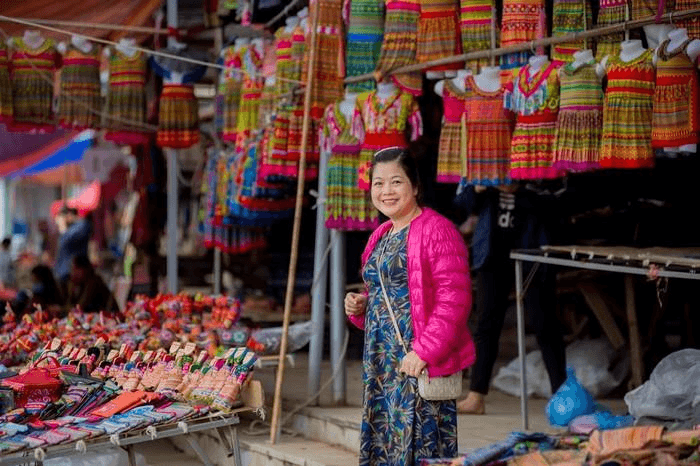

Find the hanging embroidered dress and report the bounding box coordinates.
[677,0,700,40]
[322,103,380,231]
[551,0,592,64]
[287,26,319,165]
[150,49,207,149]
[499,0,546,70]
[459,0,496,72]
[375,0,423,96]
[352,89,423,191]
[0,43,12,125]
[235,44,264,149]
[9,37,59,133]
[651,40,699,149]
[437,79,467,183]
[360,228,457,466]
[304,0,345,120]
[105,49,149,145]
[58,44,101,129]
[599,50,655,168]
[553,61,604,172]
[220,45,244,144]
[345,0,385,92]
[416,0,462,74]
[505,62,562,180]
[462,76,515,185]
[595,0,627,61]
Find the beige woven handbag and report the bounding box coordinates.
[377,256,462,401]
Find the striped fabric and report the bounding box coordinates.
[551,0,592,64]
[235,45,264,149]
[321,103,380,231]
[506,62,562,180]
[459,0,496,71]
[462,75,514,185]
[106,48,147,142]
[553,62,604,172]
[500,0,546,69]
[437,79,466,183]
[156,84,200,149]
[58,45,101,130]
[0,44,12,124]
[352,90,423,191]
[595,0,626,61]
[600,50,655,169]
[9,38,58,132]
[630,0,673,21]
[376,0,422,95]
[303,0,345,120]
[677,0,700,40]
[416,0,462,72]
[346,0,385,92]
[221,45,243,144]
[651,40,700,149]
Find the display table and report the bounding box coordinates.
[510,246,700,430]
[0,381,265,466]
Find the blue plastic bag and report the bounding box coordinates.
[546,367,596,427]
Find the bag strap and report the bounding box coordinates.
[377,246,409,355]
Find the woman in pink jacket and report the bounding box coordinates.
[345,147,475,465]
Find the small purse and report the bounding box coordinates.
[377,254,462,401]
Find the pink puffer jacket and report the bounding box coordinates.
[348,208,476,377]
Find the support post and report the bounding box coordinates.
[515,259,528,430]
[308,148,330,404]
[269,0,320,444]
[625,275,644,388]
[330,230,347,404]
[166,148,178,294]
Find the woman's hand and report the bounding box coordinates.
[400,351,427,378]
[344,292,367,316]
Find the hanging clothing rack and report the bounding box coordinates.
[344,7,700,84]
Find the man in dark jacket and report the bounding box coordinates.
[54,207,92,284]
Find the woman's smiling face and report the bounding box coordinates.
[370,160,418,221]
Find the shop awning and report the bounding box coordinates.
[1,130,96,180]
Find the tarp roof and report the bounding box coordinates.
[0,0,164,42]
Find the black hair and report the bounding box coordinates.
[72,254,93,272]
[1,237,10,249]
[370,147,424,205]
[60,206,79,216]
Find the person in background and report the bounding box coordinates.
[64,255,117,314]
[11,265,65,317]
[344,147,475,465]
[54,207,92,285]
[455,184,567,414]
[0,238,15,288]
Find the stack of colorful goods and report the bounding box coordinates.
[0,341,258,454]
[0,294,248,368]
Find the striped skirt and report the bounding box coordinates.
[595,0,626,61]
[651,70,699,148]
[157,84,200,149]
[222,79,242,144]
[437,121,463,183]
[376,0,422,95]
[551,0,592,64]
[600,93,654,169]
[460,0,496,72]
[106,81,148,143]
[346,0,384,92]
[59,63,101,129]
[11,70,54,131]
[417,0,462,72]
[510,111,562,180]
[677,0,700,39]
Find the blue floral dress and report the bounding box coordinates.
[360,228,457,466]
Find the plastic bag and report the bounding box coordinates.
[247,321,314,355]
[624,348,700,427]
[546,367,596,427]
[492,338,629,398]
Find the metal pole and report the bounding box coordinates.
[166,0,178,294]
[330,230,346,404]
[514,259,528,430]
[212,24,224,297]
[308,149,330,404]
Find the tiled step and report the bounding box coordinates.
[288,407,361,453]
